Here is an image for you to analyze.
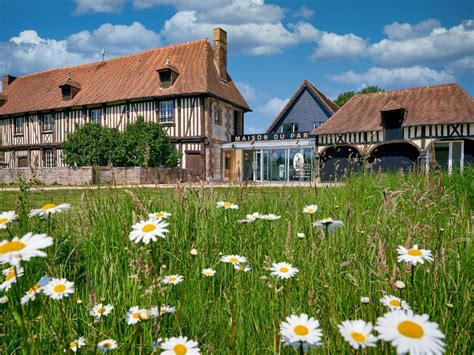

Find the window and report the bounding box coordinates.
[159,70,172,89]
[281,123,298,133]
[17,156,28,168]
[160,101,174,123]
[42,113,54,132]
[90,109,102,124]
[14,117,24,135]
[61,86,72,100]
[382,109,404,141]
[44,149,56,168]
[213,108,222,125]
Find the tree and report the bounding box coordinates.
[62,123,123,167]
[335,86,384,107]
[120,117,181,168]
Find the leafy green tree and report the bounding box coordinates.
[120,117,181,168]
[335,86,384,107]
[62,123,122,167]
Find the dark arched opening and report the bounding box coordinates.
[369,142,420,172]
[320,146,362,182]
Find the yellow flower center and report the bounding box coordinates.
[142,224,156,233]
[389,299,401,307]
[408,249,422,256]
[0,218,8,224]
[351,331,366,343]
[5,269,16,281]
[53,284,66,293]
[173,344,187,354]
[0,241,26,254]
[103,342,112,348]
[97,307,106,314]
[229,257,238,263]
[294,325,309,336]
[28,284,41,294]
[223,202,232,207]
[206,271,212,276]
[42,203,57,210]
[155,212,164,218]
[70,341,78,349]
[279,267,289,273]
[168,277,177,282]
[398,320,424,339]
[133,312,140,319]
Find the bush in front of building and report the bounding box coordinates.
[62,117,181,168]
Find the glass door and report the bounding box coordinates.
[253,151,262,182]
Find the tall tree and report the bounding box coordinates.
[335,86,384,107]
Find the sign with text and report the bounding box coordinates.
[232,132,312,142]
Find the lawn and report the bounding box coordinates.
[0,170,472,353]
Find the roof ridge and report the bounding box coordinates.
[354,83,459,97]
[12,38,209,80]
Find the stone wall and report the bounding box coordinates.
[0,166,190,185]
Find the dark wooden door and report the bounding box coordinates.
[186,153,202,180]
[17,156,28,167]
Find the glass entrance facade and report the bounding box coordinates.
[242,148,314,182]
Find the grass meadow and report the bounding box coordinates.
[0,170,472,354]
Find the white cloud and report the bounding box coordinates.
[258,97,289,117]
[68,22,160,55]
[74,0,127,14]
[293,5,315,20]
[383,18,441,41]
[236,82,258,102]
[446,56,474,75]
[330,66,455,88]
[311,32,368,60]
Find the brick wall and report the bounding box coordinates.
[0,167,190,185]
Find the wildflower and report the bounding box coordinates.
[0,266,24,291]
[217,201,238,209]
[260,214,281,221]
[21,276,50,305]
[0,211,17,229]
[0,233,53,266]
[360,297,370,304]
[160,336,200,354]
[0,296,8,304]
[69,336,86,352]
[270,262,299,280]
[44,278,74,300]
[395,280,406,289]
[202,268,216,277]
[234,263,251,272]
[91,304,114,319]
[280,313,323,351]
[129,219,169,244]
[303,205,318,214]
[148,211,172,220]
[297,233,305,239]
[126,306,144,325]
[397,245,433,265]
[139,309,151,321]
[313,218,344,233]
[237,219,253,224]
[157,305,176,315]
[190,248,198,256]
[338,320,377,349]
[29,203,70,219]
[246,212,262,220]
[375,310,445,354]
[220,255,246,265]
[162,274,184,285]
[97,339,117,352]
[380,295,411,311]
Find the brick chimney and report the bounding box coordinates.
[2,75,16,91]
[213,28,227,82]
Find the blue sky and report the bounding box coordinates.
[0,0,473,133]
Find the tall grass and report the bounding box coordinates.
[0,170,472,353]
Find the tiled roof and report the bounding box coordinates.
[312,83,474,134]
[0,39,250,116]
[266,80,338,133]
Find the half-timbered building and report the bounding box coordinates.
[0,28,250,181]
[312,83,474,181]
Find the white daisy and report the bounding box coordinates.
[237,219,253,224]
[246,212,262,221]
[380,294,411,311]
[126,306,144,325]
[129,219,169,244]
[297,233,305,239]
[97,339,117,352]
[0,266,24,291]
[158,305,176,315]
[43,278,74,300]
[160,336,200,355]
[375,310,445,354]
[217,201,238,209]
[20,276,51,305]
[91,304,114,318]
[234,263,251,272]
[260,214,281,221]
[202,268,216,277]
[220,255,246,265]
[69,336,86,352]
[0,211,17,229]
[270,262,299,280]
[162,274,184,285]
[280,313,323,351]
[148,211,172,220]
[0,233,53,266]
[313,218,344,233]
[303,205,318,214]
[397,245,434,265]
[338,320,377,350]
[29,203,70,219]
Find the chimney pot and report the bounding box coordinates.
[2,75,16,91]
[213,28,228,82]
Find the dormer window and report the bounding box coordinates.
[381,107,405,141]
[157,58,179,89]
[59,73,81,101]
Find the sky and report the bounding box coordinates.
[0,0,473,133]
